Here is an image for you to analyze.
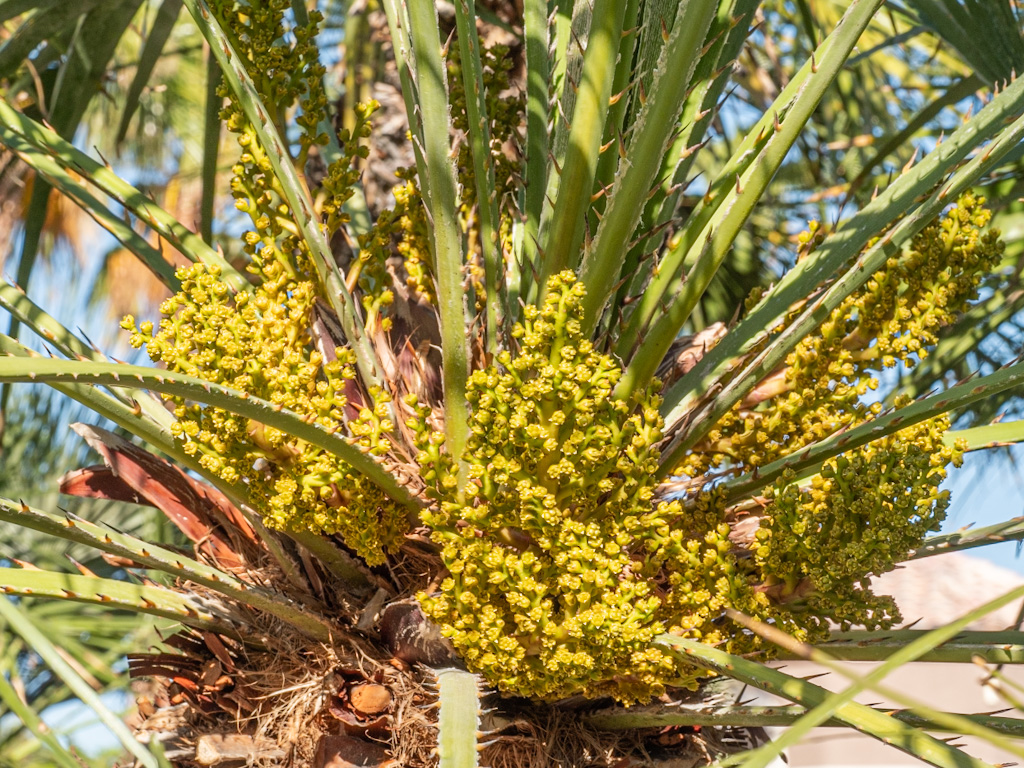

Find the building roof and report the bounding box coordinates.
[871,552,1024,630]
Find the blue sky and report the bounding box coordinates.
[943,443,1024,574]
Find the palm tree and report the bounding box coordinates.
[5,0,1024,766]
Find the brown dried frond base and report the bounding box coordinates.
[130,573,732,768]
[130,581,395,767]
[476,699,727,768]
[133,616,735,768]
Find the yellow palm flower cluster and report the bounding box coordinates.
[360,40,524,310]
[680,193,1003,477]
[669,195,1000,641]
[414,272,781,701]
[210,0,372,281]
[448,40,523,218]
[210,0,329,155]
[127,2,407,563]
[122,263,406,565]
[448,40,524,305]
[413,193,999,699]
[319,100,378,239]
[755,415,964,633]
[358,167,433,306]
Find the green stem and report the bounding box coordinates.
[588,0,640,229]
[405,0,471,470]
[578,0,718,336]
[912,515,1024,560]
[514,0,550,316]
[453,0,502,356]
[0,567,238,638]
[538,0,630,287]
[200,45,221,245]
[0,332,178,450]
[611,0,757,331]
[944,419,1024,451]
[379,0,428,184]
[288,529,373,590]
[721,603,1024,764]
[0,279,169,420]
[435,668,482,768]
[717,356,1024,504]
[816,630,1024,663]
[656,634,1001,768]
[588,704,1024,735]
[0,496,339,642]
[617,0,884,399]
